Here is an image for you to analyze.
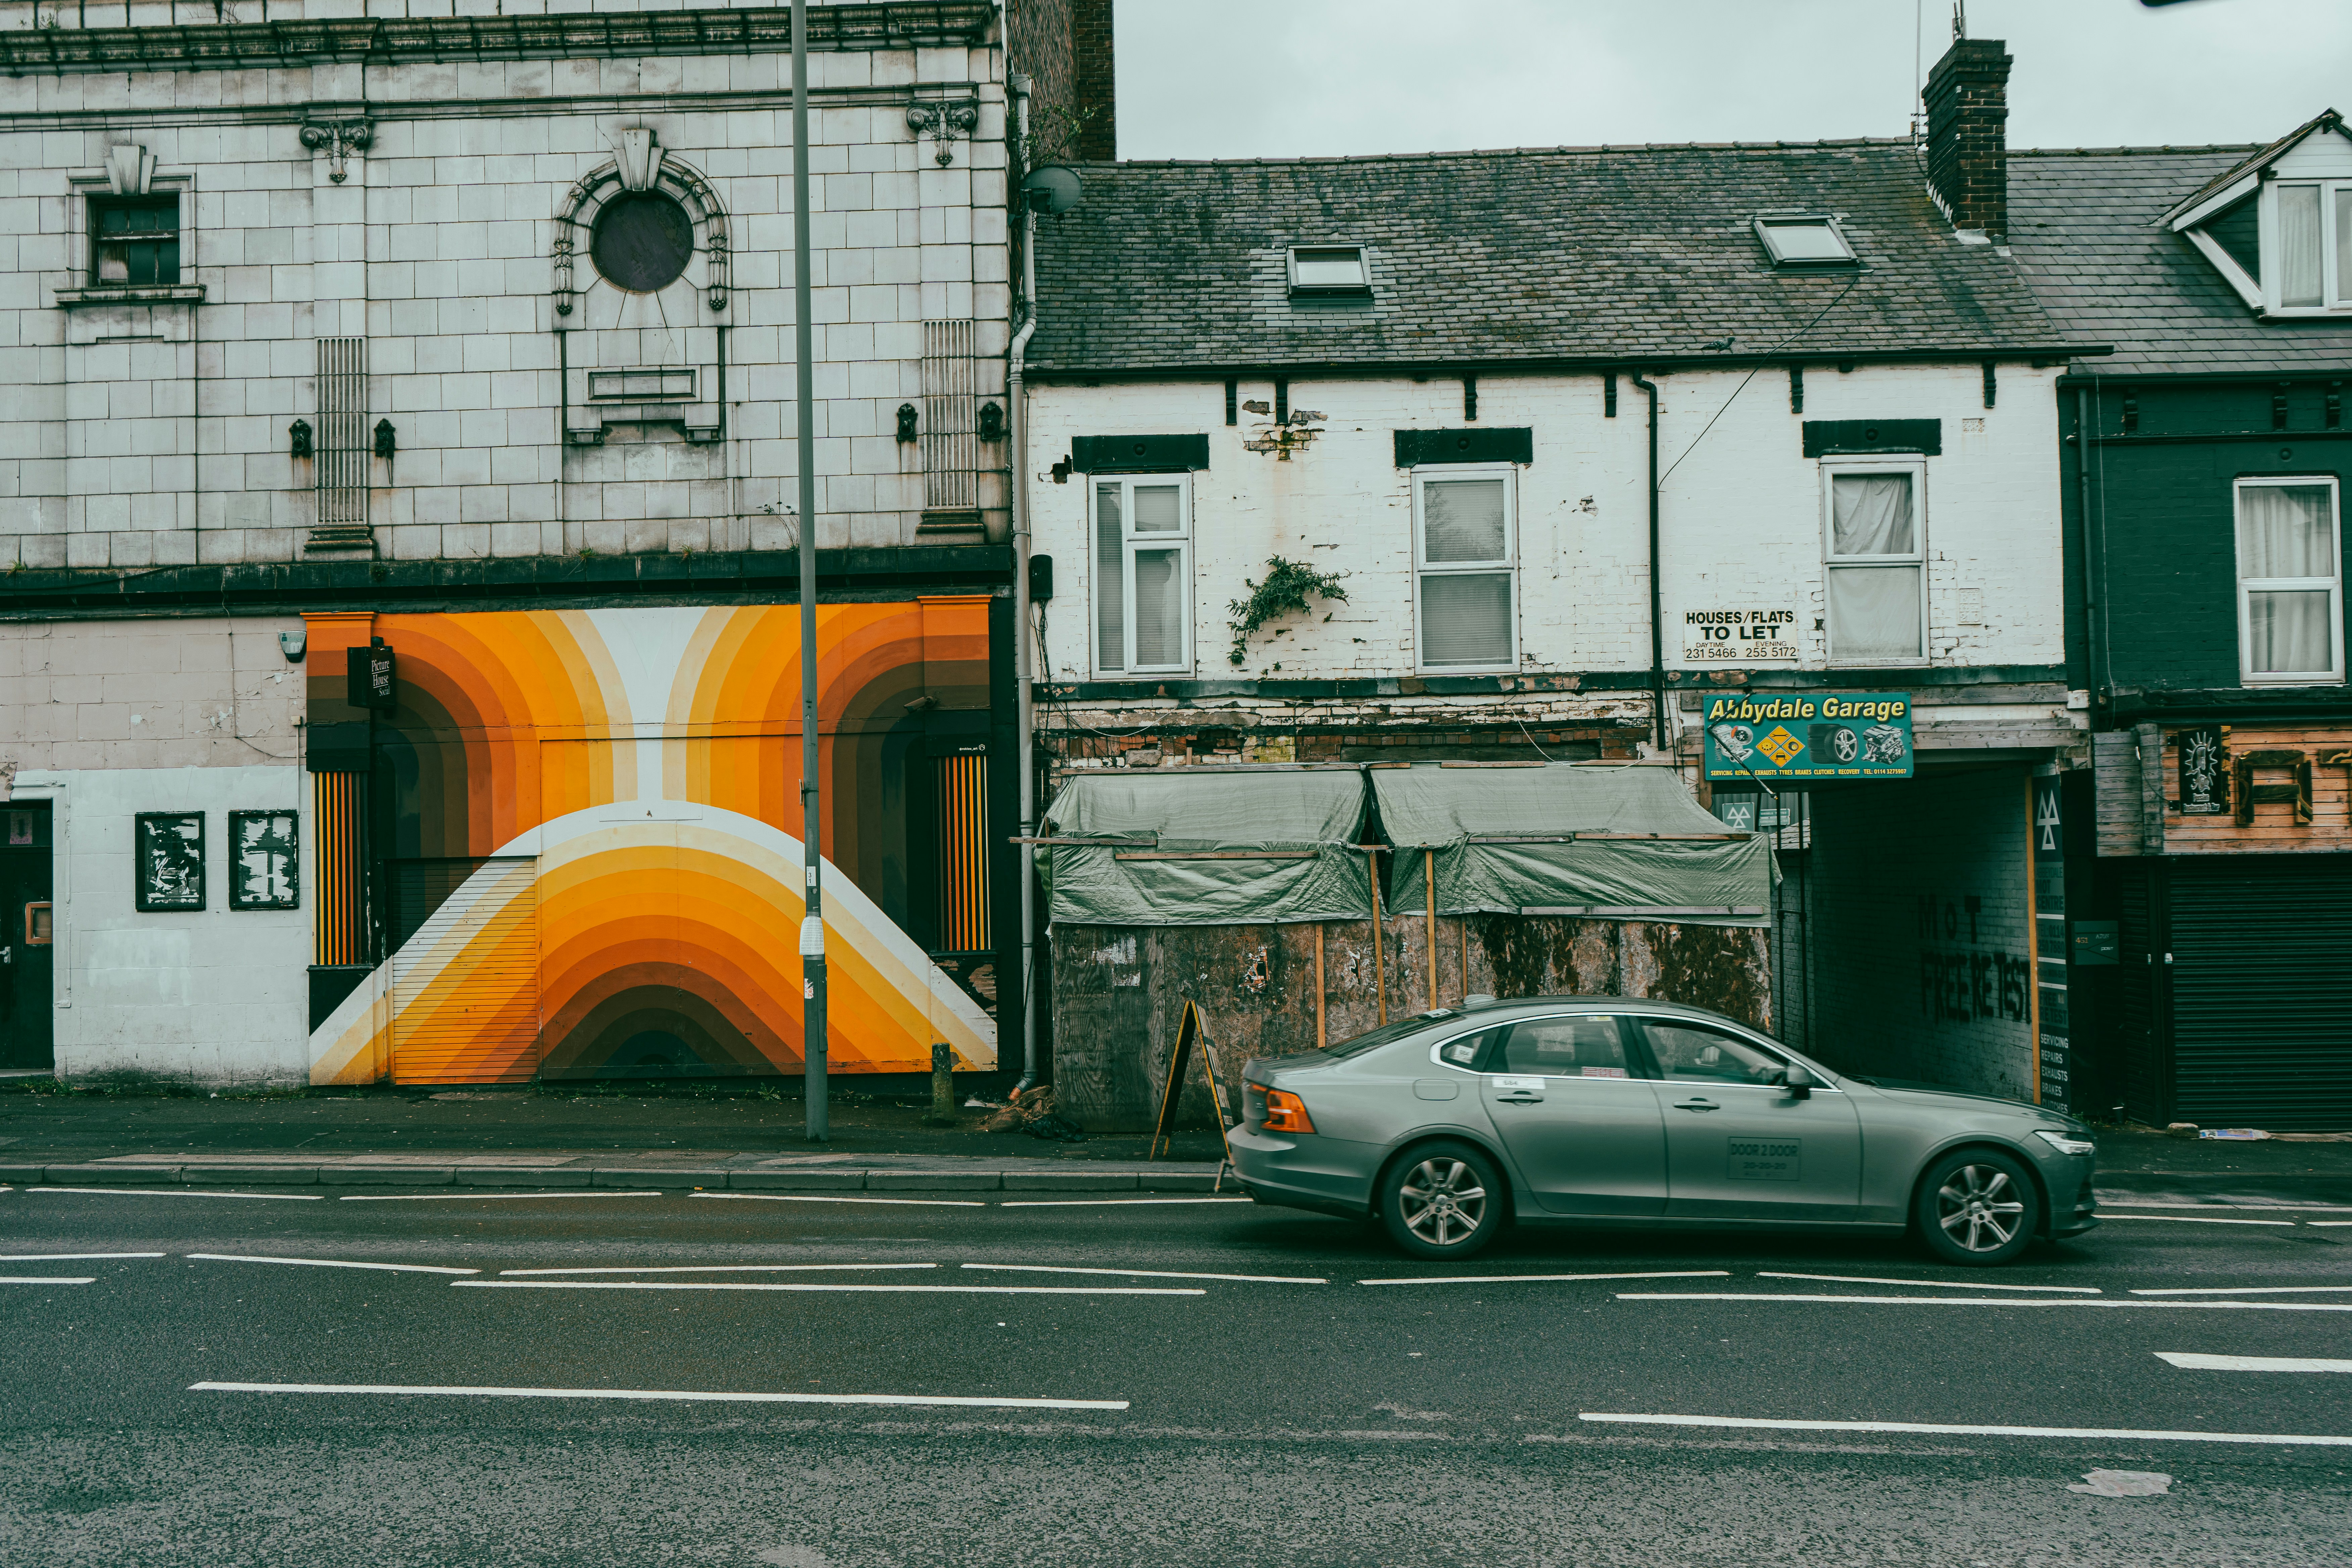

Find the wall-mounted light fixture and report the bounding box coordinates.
[977,401,1005,442]
[896,403,919,443]
[278,627,308,663]
[289,418,313,459]
[373,418,397,460]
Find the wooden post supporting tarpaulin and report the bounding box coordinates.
[1425,849,1437,1011]
[1150,998,1234,1169]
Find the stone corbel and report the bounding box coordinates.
[299,117,375,184]
[105,143,154,196]
[906,99,980,166]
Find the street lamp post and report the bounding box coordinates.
[792,0,827,1141]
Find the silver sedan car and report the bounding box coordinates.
[1230,995,2098,1266]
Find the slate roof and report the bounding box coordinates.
[2008,144,2352,378]
[1023,142,2091,377]
[2163,109,2344,225]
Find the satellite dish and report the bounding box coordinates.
[1022,164,1083,215]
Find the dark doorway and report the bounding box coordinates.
[0,801,55,1071]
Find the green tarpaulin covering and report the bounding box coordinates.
[1041,769,1374,926]
[1041,764,1772,929]
[1373,764,1774,927]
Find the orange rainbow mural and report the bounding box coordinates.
[304,603,1000,1085]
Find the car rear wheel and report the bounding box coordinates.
[1914,1148,2037,1266]
[1379,1141,1503,1260]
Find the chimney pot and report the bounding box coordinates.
[1924,37,2012,242]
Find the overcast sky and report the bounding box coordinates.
[1117,0,2352,162]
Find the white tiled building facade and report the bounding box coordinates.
[0,0,1016,569]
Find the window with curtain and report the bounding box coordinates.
[1090,474,1191,674]
[2237,478,2342,684]
[1415,469,1516,669]
[1823,463,1925,662]
[2269,180,2352,312]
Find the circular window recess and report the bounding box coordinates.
[591,192,695,293]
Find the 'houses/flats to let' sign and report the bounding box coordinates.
[1702,693,1914,782]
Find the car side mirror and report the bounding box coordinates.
[1782,1062,1816,1098]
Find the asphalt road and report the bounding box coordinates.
[3,1181,2349,1566]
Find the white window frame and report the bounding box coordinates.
[1088,472,1193,677]
[1410,463,1519,673]
[2259,179,2352,317]
[1286,244,1370,297]
[2234,474,2344,687]
[1820,455,1930,667]
[1752,212,1858,268]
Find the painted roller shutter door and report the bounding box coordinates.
[2167,855,2352,1131]
[390,857,540,1085]
[2114,866,2166,1127]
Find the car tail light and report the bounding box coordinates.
[1262,1088,1315,1134]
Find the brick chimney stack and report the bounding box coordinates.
[1923,37,2012,241]
[1071,0,1115,159]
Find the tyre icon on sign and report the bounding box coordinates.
[1812,724,1860,764]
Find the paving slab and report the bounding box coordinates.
[41,1164,183,1185]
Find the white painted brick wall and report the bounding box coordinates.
[0,7,1010,566]
[1027,364,2067,692]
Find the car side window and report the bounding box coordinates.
[1641,1019,1786,1085]
[1434,1026,1506,1071]
[1497,1016,1634,1079]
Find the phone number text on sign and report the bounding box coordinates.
[1682,608,1798,661]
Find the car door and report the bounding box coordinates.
[1636,1016,1862,1222]
[1479,1013,1667,1216]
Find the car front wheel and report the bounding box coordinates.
[1914,1148,2038,1266]
[1378,1141,1503,1260]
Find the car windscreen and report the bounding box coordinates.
[1320,1010,1465,1060]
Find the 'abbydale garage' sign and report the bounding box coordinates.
[1701,692,1913,782]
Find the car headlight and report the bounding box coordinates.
[2032,1128,2095,1156]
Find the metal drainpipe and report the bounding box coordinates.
[1631,372,1664,750]
[1008,73,1041,1096]
[2074,385,2104,704]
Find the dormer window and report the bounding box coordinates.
[1288,245,1369,297]
[2167,112,2352,317]
[2274,182,2352,310]
[1755,214,1857,268]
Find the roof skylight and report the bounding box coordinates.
[1289,245,1370,296]
[1755,215,1857,268]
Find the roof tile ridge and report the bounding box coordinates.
[1062,137,1915,171]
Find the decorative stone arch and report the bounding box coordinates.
[551,135,730,324]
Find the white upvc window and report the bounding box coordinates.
[1090,473,1192,675]
[2267,180,2352,314]
[1821,456,1928,664]
[2235,475,2344,686]
[1412,465,1517,671]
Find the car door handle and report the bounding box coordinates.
[1673,1098,1720,1113]
[1496,1093,1544,1105]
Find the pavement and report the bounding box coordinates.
[3,1161,2349,1565]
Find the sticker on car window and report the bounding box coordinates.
[1580,1066,1627,1079]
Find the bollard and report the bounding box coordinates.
[924,1042,957,1126]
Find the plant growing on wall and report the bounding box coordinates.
[1227,558,1349,667]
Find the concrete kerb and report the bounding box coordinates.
[591,1169,732,1189]
[455,1167,594,1187]
[1,1159,1232,1193]
[181,1165,323,1186]
[867,1169,1003,1191]
[316,1166,456,1186]
[40,1164,191,1185]
[724,1169,868,1191]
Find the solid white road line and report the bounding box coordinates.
[501,1263,940,1277]
[960,1263,1325,1284]
[1757,1271,2100,1294]
[1575,1412,2352,1447]
[2094,1213,2293,1227]
[2156,1352,2352,1372]
[31,1187,322,1201]
[452,1280,1202,1295]
[341,1191,664,1202]
[0,1276,95,1285]
[2133,1284,2352,1296]
[1618,1292,2352,1311]
[690,1193,985,1209]
[185,1253,479,1276]
[2099,1200,2352,1213]
[2310,1222,2352,1228]
[999,1198,1253,1208]
[189,1380,1129,1411]
[2098,1213,2352,1222]
[1360,1270,1730,1287]
[0,1252,166,1262]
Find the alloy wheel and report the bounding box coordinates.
[1936,1163,2026,1253]
[1398,1157,1487,1247]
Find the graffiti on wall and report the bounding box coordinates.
[1916,894,2030,1025]
[304,603,998,1085]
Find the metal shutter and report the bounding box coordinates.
[390,857,539,1085]
[2167,856,2352,1131]
[2115,867,2166,1126]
